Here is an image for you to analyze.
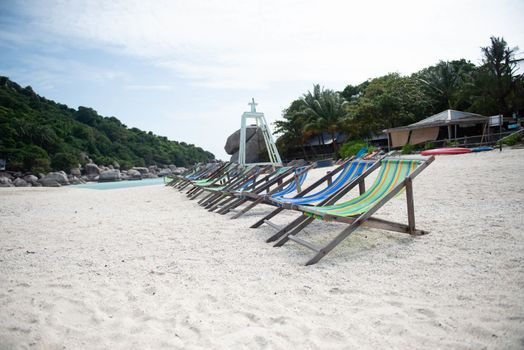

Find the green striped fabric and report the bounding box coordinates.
[235,166,292,193]
[300,159,420,219]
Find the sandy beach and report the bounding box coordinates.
[1,149,523,349]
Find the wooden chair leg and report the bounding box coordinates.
[271,216,315,244]
[231,197,265,219]
[405,177,415,235]
[250,207,284,228]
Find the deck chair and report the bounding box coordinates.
[173,162,229,190]
[228,165,311,219]
[213,166,297,214]
[186,163,246,199]
[195,165,267,205]
[273,156,435,265]
[251,158,378,241]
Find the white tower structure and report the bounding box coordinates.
[238,98,282,166]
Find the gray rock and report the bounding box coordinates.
[0,176,13,187]
[112,161,120,169]
[85,163,100,179]
[0,172,13,180]
[131,167,149,175]
[158,169,172,176]
[224,126,267,162]
[23,175,39,184]
[40,179,61,187]
[127,169,142,179]
[99,170,121,182]
[172,167,187,175]
[168,164,177,170]
[68,176,84,184]
[41,172,69,185]
[224,127,258,155]
[13,178,30,187]
[70,168,81,177]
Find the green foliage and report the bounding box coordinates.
[339,140,366,158]
[274,36,524,155]
[445,140,460,147]
[51,152,81,171]
[401,143,416,155]
[424,142,435,150]
[497,132,522,146]
[0,76,215,172]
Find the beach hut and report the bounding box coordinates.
[383,109,491,149]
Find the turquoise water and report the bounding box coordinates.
[73,177,165,190]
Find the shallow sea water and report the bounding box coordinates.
[72,177,165,190]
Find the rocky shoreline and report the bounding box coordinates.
[0,162,186,188]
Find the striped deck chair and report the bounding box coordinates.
[174,162,228,190]
[185,163,240,197]
[196,165,266,206]
[214,166,297,215]
[251,158,379,242]
[273,156,435,265]
[229,166,311,219]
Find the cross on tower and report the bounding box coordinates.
[249,98,258,113]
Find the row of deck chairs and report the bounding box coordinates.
[166,153,434,265]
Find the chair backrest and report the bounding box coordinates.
[270,166,309,197]
[272,159,374,203]
[317,158,421,216]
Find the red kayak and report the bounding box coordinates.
[421,147,472,156]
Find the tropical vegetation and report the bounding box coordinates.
[0,77,215,173]
[275,36,524,158]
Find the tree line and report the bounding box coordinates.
[0,77,215,173]
[275,36,524,157]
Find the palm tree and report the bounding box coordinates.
[480,36,523,115]
[298,85,350,155]
[417,60,475,110]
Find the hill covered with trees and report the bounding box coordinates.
[275,36,524,157]
[0,77,215,173]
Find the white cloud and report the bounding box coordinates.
[17,0,524,89]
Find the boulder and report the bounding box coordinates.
[0,176,13,187]
[70,168,81,177]
[172,167,187,175]
[40,172,69,186]
[224,126,267,163]
[168,164,177,170]
[158,169,172,177]
[68,176,84,185]
[23,175,39,184]
[224,127,258,155]
[39,179,61,187]
[13,178,30,187]
[127,169,142,180]
[98,169,121,182]
[131,167,149,175]
[85,163,100,179]
[0,172,13,180]
[112,161,120,169]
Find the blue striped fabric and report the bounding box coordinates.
[270,167,309,197]
[270,160,372,205]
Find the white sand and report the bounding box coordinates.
[1,149,523,349]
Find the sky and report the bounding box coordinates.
[0,0,523,160]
